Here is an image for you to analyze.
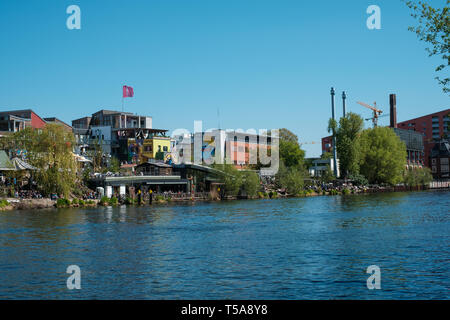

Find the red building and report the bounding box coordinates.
[321,135,333,154]
[397,109,450,167]
[0,109,47,133]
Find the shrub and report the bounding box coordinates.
[78,199,86,206]
[342,188,351,195]
[72,198,79,205]
[56,198,71,207]
[0,199,9,208]
[109,196,118,206]
[100,196,109,206]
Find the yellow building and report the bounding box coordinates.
[128,136,171,163]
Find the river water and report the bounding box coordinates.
[0,191,448,299]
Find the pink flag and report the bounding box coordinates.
[123,85,134,98]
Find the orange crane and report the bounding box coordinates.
[357,101,383,127]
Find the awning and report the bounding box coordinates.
[0,150,15,171]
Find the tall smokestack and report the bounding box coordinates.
[390,94,397,128]
[342,91,347,117]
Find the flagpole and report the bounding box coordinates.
[122,84,124,112]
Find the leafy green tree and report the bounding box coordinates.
[7,124,77,197]
[213,164,243,196]
[276,161,304,195]
[405,0,449,93]
[278,128,306,169]
[328,112,364,178]
[357,127,407,185]
[335,113,364,177]
[240,171,261,197]
[403,167,433,186]
[88,138,103,172]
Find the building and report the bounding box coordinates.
[43,117,72,131]
[0,109,47,135]
[172,129,273,170]
[308,158,340,178]
[72,109,170,165]
[321,136,333,154]
[430,139,450,180]
[397,108,450,167]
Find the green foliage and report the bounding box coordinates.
[100,196,109,206]
[403,167,433,186]
[405,0,449,94]
[348,173,369,186]
[357,127,407,185]
[276,161,305,195]
[320,165,335,183]
[109,157,120,173]
[342,188,351,195]
[72,198,79,205]
[335,112,364,177]
[6,124,77,198]
[88,138,104,172]
[240,171,260,197]
[125,197,136,205]
[109,196,118,206]
[213,164,243,196]
[56,198,71,207]
[0,199,9,208]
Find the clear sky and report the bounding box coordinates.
[0,0,448,157]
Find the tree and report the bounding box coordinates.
[278,128,306,169]
[88,138,103,172]
[405,0,449,94]
[357,127,407,185]
[213,164,242,196]
[240,171,261,197]
[335,112,364,177]
[7,124,78,197]
[328,113,364,178]
[403,167,433,186]
[275,161,304,195]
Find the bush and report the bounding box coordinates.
[56,198,71,207]
[78,199,85,206]
[109,196,118,206]
[125,197,135,205]
[72,198,79,205]
[342,188,350,195]
[0,199,9,208]
[100,196,109,206]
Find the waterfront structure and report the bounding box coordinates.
[430,139,450,180]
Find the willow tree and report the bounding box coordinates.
[7,124,77,197]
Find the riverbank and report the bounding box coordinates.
[1,184,449,212]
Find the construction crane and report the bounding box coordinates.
[357,101,383,127]
[365,114,389,122]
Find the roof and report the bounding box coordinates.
[11,157,37,170]
[431,140,450,157]
[137,162,172,168]
[93,109,134,116]
[44,117,72,130]
[0,151,15,171]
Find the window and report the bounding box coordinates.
[432,159,437,165]
[163,146,168,152]
[441,158,449,165]
[441,164,449,173]
[432,166,437,173]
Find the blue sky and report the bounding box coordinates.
[0,0,448,157]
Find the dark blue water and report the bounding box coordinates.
[0,191,448,299]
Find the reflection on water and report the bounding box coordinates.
[0,191,448,299]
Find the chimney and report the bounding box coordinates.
[390,94,397,128]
